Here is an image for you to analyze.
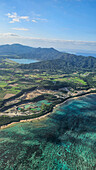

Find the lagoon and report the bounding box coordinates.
[9,58,39,64]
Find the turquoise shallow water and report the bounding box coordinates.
[0,94,96,170]
[9,58,39,64]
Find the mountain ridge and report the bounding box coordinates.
[0,43,96,72]
[20,53,96,72]
[0,43,61,60]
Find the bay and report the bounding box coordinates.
[0,94,96,169]
[9,58,39,64]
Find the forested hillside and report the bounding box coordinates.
[20,53,96,72]
[0,44,61,60]
[19,47,62,60]
[1,43,96,73]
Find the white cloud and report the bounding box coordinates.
[6,12,17,18]
[32,17,48,23]
[9,18,20,23]
[6,12,29,23]
[20,16,29,21]
[32,19,37,23]
[0,33,18,37]
[36,18,48,22]
[12,28,29,31]
[6,12,47,24]
[0,33,96,53]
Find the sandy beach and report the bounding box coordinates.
[0,91,96,130]
[0,111,53,130]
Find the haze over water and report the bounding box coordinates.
[0,94,96,169]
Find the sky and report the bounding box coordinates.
[0,0,96,53]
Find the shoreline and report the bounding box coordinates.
[54,92,96,108]
[0,91,96,130]
[0,111,52,130]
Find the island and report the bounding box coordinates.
[0,44,96,128]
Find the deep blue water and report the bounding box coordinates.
[0,94,96,169]
[76,52,96,57]
[9,58,39,64]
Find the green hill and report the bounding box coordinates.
[0,44,61,60]
[20,53,96,72]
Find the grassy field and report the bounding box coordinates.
[52,77,87,85]
[0,81,8,88]
[0,59,96,101]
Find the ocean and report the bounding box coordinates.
[0,94,96,169]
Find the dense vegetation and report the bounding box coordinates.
[0,44,33,55]
[20,53,96,72]
[1,44,96,72]
[0,44,61,60]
